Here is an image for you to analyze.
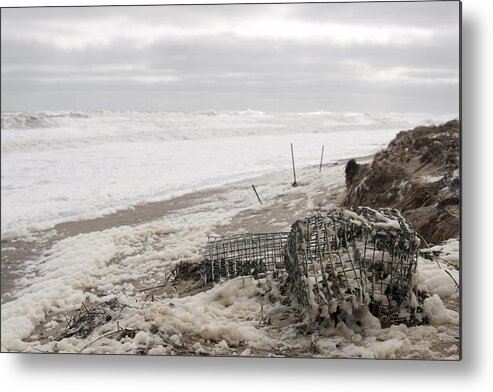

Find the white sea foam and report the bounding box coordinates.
[0,161,459,357]
[1,110,454,238]
[1,110,454,152]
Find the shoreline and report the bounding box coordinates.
[1,155,365,302]
[0,149,460,359]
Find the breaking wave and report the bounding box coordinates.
[1,110,454,154]
[1,111,91,129]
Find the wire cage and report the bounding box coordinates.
[284,207,419,320]
[204,232,289,282]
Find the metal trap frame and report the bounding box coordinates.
[202,207,419,321]
[284,207,419,319]
[204,232,289,282]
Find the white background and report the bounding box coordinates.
[0,0,491,391]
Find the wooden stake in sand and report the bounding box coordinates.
[319,145,324,173]
[291,142,298,187]
[252,184,262,204]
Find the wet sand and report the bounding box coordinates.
[1,183,232,301]
[0,154,370,302]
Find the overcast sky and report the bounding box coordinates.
[1,1,460,113]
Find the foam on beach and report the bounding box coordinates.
[0,158,460,358]
[1,110,453,238]
[0,111,459,358]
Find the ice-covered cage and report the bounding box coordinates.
[202,207,419,322]
[284,207,419,320]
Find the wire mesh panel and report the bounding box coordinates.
[284,207,419,320]
[204,233,289,282]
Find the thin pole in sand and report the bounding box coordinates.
[319,145,324,173]
[252,184,262,204]
[291,142,298,187]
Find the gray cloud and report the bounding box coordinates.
[1,1,460,113]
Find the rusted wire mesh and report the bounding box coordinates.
[204,233,289,282]
[284,207,419,320]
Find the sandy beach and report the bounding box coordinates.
[2,149,375,302]
[1,158,350,303]
[1,154,351,348]
[0,149,460,359]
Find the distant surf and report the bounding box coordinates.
[1,110,455,238]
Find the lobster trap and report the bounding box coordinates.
[204,233,289,282]
[202,207,419,321]
[284,207,419,319]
